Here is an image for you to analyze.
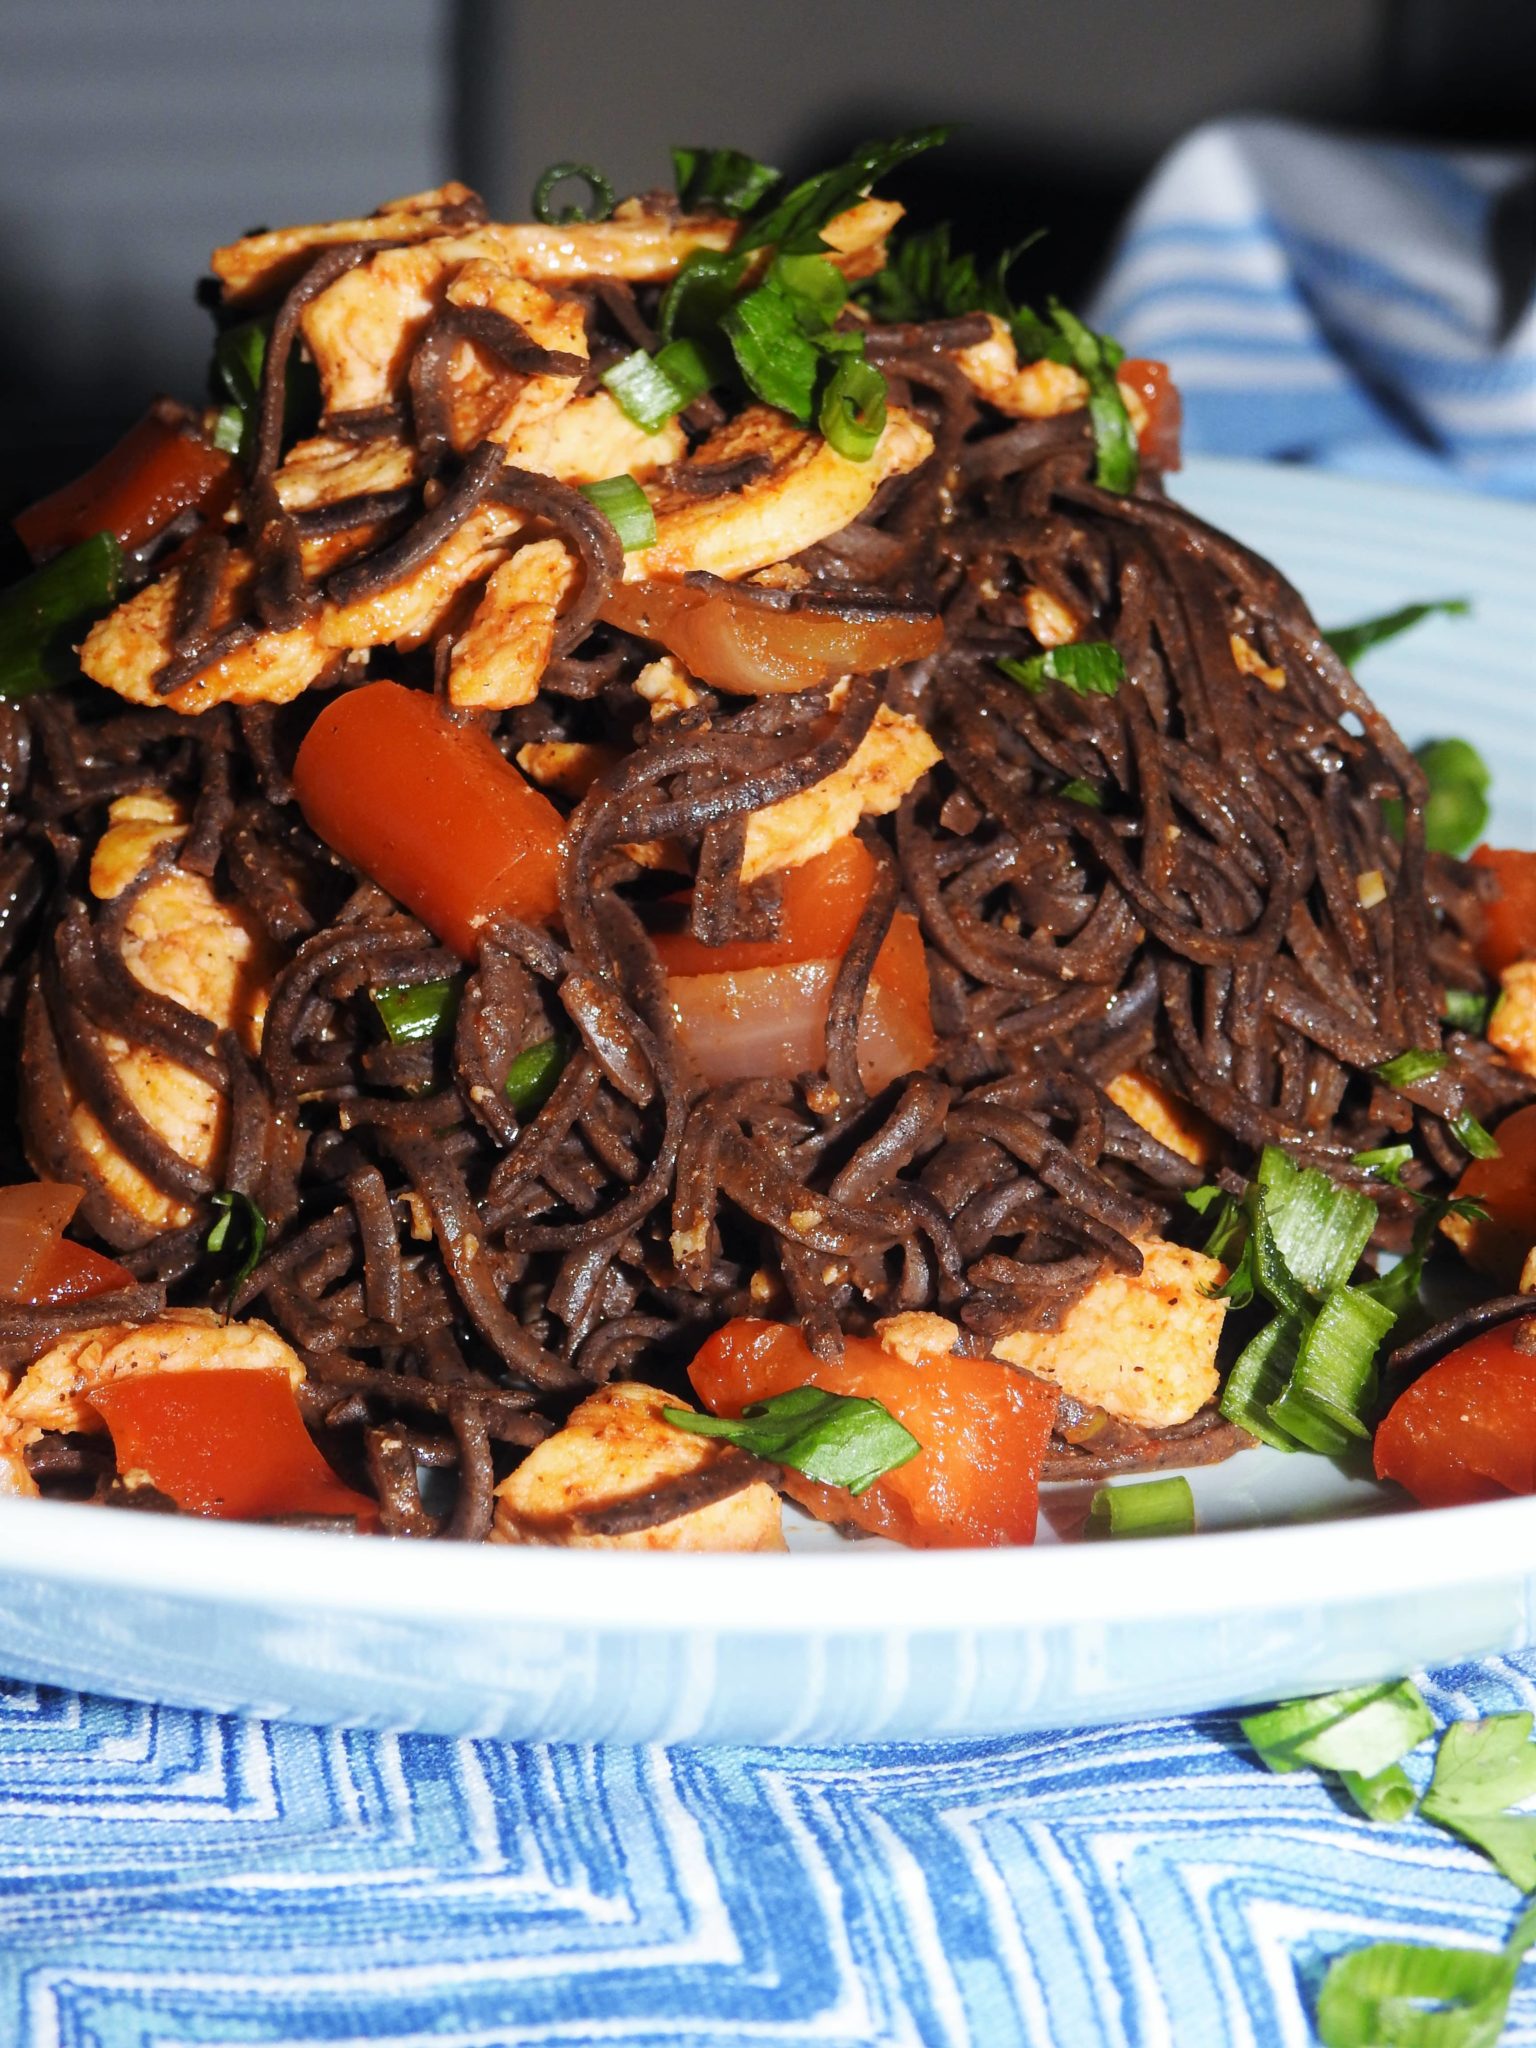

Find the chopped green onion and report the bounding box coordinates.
[768,251,849,332]
[1323,597,1470,669]
[1421,1713,1536,1890]
[531,161,615,225]
[664,1384,920,1496]
[658,249,747,345]
[1443,987,1493,1033]
[601,339,713,432]
[1047,300,1138,493]
[734,127,949,257]
[206,1190,268,1293]
[1255,1145,1377,1301]
[1088,1475,1194,1538]
[997,643,1125,697]
[1450,1110,1501,1160]
[1220,1313,1305,1451]
[1418,738,1491,858]
[720,282,822,422]
[1375,1048,1449,1090]
[0,532,123,700]
[1058,778,1102,808]
[1316,1898,1536,2048]
[1354,1143,1416,1184]
[371,977,459,1045]
[1242,1680,1433,1781]
[504,1035,569,1115]
[1186,1183,1248,1268]
[578,475,657,551]
[671,146,781,217]
[211,404,245,455]
[819,354,887,461]
[1339,1762,1419,1824]
[1267,1284,1396,1453]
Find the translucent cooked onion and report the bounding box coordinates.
[667,957,933,1096]
[0,1181,81,1299]
[602,578,943,694]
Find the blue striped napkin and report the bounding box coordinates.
[6,1652,1536,2045]
[1090,118,1536,498]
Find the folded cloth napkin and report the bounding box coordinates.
[5,1651,1536,2045]
[1089,117,1536,497]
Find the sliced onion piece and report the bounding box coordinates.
[0,1182,82,1300]
[602,578,943,695]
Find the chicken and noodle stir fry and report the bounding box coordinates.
[1,133,1533,1549]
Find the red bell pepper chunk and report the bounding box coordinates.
[292,680,568,958]
[688,1317,1058,1548]
[1470,845,1536,977]
[88,1367,377,1525]
[1375,1321,1536,1508]
[1119,358,1182,472]
[13,404,238,563]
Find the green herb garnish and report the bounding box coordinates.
[1383,736,1492,857]
[371,977,459,1045]
[1450,1110,1501,1161]
[665,1384,921,1496]
[1317,1899,1536,2048]
[671,146,781,217]
[1088,1475,1194,1538]
[1443,987,1494,1033]
[206,1190,268,1293]
[0,532,122,700]
[578,474,657,551]
[733,126,949,257]
[1375,1049,1449,1090]
[504,1035,569,1115]
[532,161,616,225]
[819,353,888,462]
[1045,300,1139,494]
[1058,778,1103,808]
[1324,597,1470,669]
[998,642,1125,697]
[1242,1679,1434,1786]
[601,339,714,433]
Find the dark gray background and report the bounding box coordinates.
[2,0,1531,514]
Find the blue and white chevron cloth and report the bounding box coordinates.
[8,126,1536,2048]
[6,1653,1536,2045]
[1089,119,1536,498]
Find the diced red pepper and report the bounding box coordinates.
[13,404,238,563]
[688,1318,1058,1548]
[1375,1320,1536,1508]
[27,1238,136,1305]
[88,1367,377,1525]
[1446,1102,1536,1286]
[1118,358,1182,472]
[1470,845,1536,977]
[292,680,568,957]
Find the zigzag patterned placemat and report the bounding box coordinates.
[6,1655,1536,2046]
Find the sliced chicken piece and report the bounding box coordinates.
[953,315,1091,419]
[1105,1071,1217,1170]
[303,221,711,417]
[78,551,332,714]
[320,500,526,653]
[4,1308,304,1449]
[210,182,485,303]
[1489,961,1536,1080]
[273,433,419,578]
[874,1312,962,1365]
[446,537,580,710]
[1022,587,1080,648]
[491,1380,786,1551]
[740,707,941,882]
[30,796,277,1232]
[993,1237,1228,1432]
[514,740,620,801]
[439,262,588,455]
[626,404,934,584]
[507,390,686,486]
[634,653,700,721]
[816,197,905,282]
